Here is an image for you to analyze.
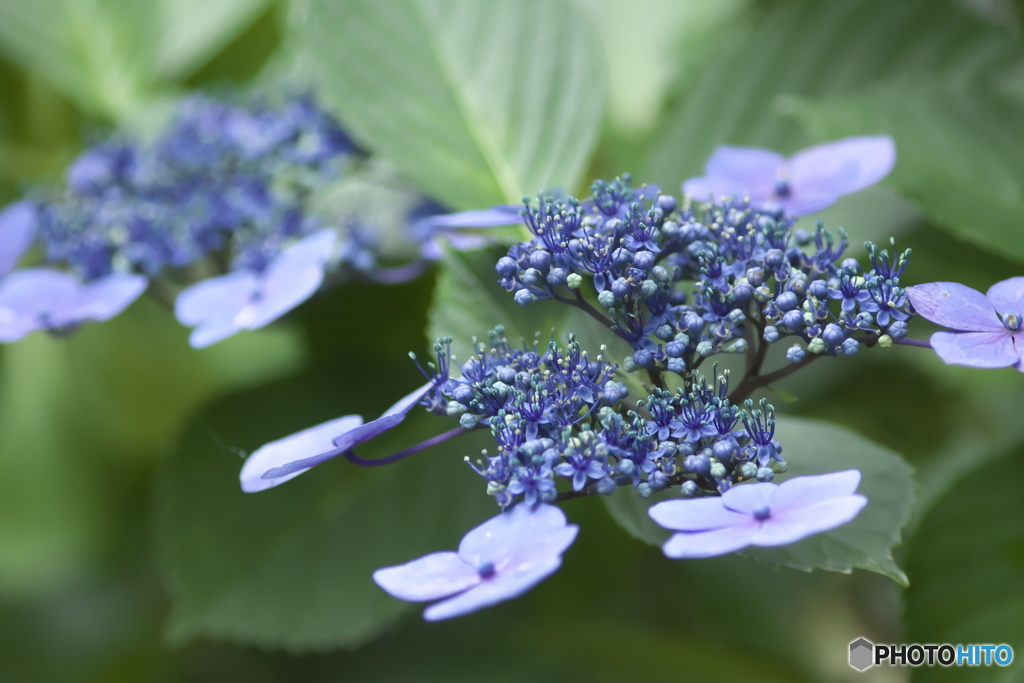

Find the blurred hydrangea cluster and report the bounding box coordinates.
[0,90,515,346]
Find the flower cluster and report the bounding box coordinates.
[0,90,516,346]
[237,137,1022,624]
[499,176,913,379]
[39,92,357,280]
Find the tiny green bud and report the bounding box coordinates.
[566,273,583,289]
[878,334,894,348]
[807,337,827,354]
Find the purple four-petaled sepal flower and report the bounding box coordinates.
[175,229,337,348]
[239,381,434,491]
[0,268,147,343]
[648,470,867,558]
[0,201,38,277]
[372,503,578,621]
[683,136,896,216]
[906,279,1024,373]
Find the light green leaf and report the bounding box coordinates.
[603,416,914,585]
[153,0,273,81]
[0,297,302,596]
[296,0,604,209]
[905,448,1024,682]
[0,0,272,119]
[157,375,497,651]
[427,246,565,361]
[643,0,1023,191]
[789,79,1024,264]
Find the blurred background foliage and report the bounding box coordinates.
[1,0,1023,681]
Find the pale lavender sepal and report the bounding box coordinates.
[905,282,1003,332]
[0,201,38,277]
[650,470,867,559]
[985,277,1024,314]
[0,268,145,342]
[330,413,407,451]
[662,525,759,559]
[417,205,522,230]
[701,146,784,199]
[788,136,896,198]
[683,136,895,216]
[175,230,336,349]
[240,414,363,492]
[373,503,578,621]
[751,496,867,547]
[373,552,481,602]
[771,470,862,511]
[648,497,749,531]
[457,503,576,567]
[929,330,1019,369]
[423,556,563,621]
[719,481,775,515]
[71,274,148,324]
[383,381,434,418]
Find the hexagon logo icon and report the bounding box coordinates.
[849,637,874,671]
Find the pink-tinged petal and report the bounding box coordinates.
[788,136,895,198]
[373,552,480,602]
[719,482,775,515]
[929,330,1018,369]
[383,381,433,417]
[771,470,861,514]
[240,414,363,492]
[458,504,576,568]
[175,270,257,326]
[985,277,1024,315]
[905,282,1003,332]
[648,497,749,532]
[71,274,147,323]
[661,525,759,559]
[0,201,38,276]
[703,146,785,199]
[423,556,564,621]
[751,495,867,547]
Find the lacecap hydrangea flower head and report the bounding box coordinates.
[231,136,1005,621]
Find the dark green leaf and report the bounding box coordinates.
[789,79,1024,264]
[906,448,1024,682]
[157,372,497,651]
[643,0,1022,190]
[297,0,604,209]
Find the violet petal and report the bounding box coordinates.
[750,496,867,547]
[240,414,363,492]
[985,277,1024,315]
[661,525,759,559]
[905,282,1003,332]
[771,470,861,513]
[0,201,37,277]
[648,497,748,532]
[372,552,481,602]
[423,556,563,621]
[788,136,895,198]
[457,504,576,567]
[929,330,1018,369]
